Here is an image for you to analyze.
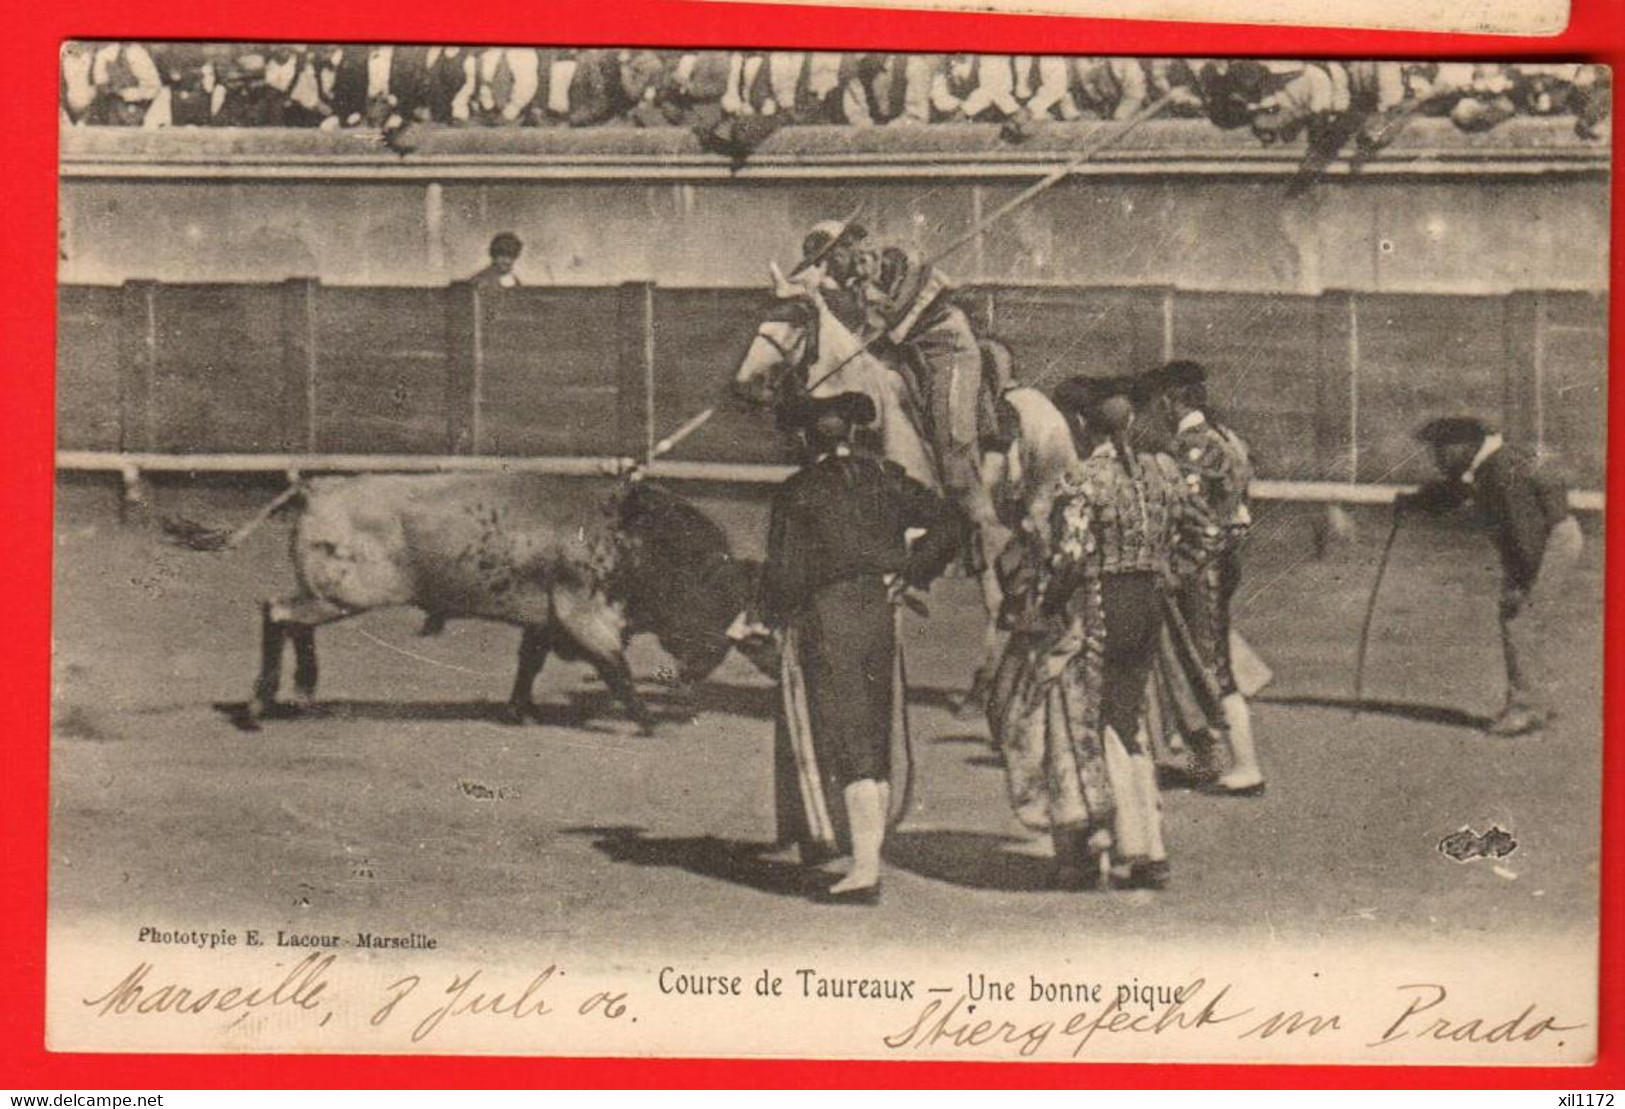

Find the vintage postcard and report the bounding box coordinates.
[52,43,1607,1064]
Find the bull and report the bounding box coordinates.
[166,474,759,733]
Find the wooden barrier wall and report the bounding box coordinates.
[56,280,1608,486]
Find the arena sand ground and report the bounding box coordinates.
[48,478,1601,961]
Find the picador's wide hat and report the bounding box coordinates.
[1415,415,1492,447]
[790,216,867,277]
[775,391,878,433]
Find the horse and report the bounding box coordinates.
[732,281,940,490]
[982,383,1080,543]
[732,276,1033,713]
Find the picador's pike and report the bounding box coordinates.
[167,474,760,732]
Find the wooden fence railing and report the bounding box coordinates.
[56,279,1607,488]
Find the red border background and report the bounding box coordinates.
[4,0,1619,1088]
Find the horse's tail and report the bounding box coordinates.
[979,336,1015,387]
[977,338,1017,425]
[160,482,306,552]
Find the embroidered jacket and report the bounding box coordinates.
[1047,442,1220,596]
[1169,411,1254,547]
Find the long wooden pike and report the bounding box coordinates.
[668,92,1181,456]
[1352,501,1406,716]
[798,90,1182,396]
[651,406,716,460]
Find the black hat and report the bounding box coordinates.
[775,391,878,434]
[1051,374,1131,418]
[1415,416,1491,447]
[489,232,523,257]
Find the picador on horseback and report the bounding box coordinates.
[733,216,1017,713]
[780,217,1001,543]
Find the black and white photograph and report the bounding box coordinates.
[50,43,1607,1063]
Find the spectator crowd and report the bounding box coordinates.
[63,45,1610,150]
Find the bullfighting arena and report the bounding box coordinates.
[47,68,1610,1057]
[50,478,1602,954]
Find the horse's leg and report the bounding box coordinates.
[960,557,1009,720]
[954,458,1013,717]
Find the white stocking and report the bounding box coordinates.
[830,780,884,893]
[1218,692,1265,789]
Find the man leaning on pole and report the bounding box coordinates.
[1396,416,1583,737]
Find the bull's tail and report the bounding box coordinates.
[160,482,305,552]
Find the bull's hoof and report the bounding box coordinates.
[237,701,267,732]
[633,715,659,738]
[290,688,317,710]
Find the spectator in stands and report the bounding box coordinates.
[1189,59,1279,130]
[531,49,575,126]
[393,46,435,126]
[666,51,735,129]
[60,43,99,125]
[1070,57,1149,120]
[213,46,283,127]
[322,44,409,129]
[1447,64,1520,133]
[61,46,1613,147]
[1249,61,1339,144]
[620,50,671,127]
[471,47,539,127]
[85,42,163,127]
[1018,56,1081,121]
[797,53,848,123]
[930,54,1021,122]
[560,49,626,127]
[1148,59,1206,118]
[470,233,526,290]
[839,53,905,127]
[425,46,477,124]
[262,44,326,128]
[892,54,939,125]
[1570,64,1611,140]
[764,52,810,120]
[147,42,214,127]
[727,51,769,117]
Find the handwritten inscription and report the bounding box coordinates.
[76,959,1583,1059]
[1367,984,1584,1048]
[884,978,1250,1057]
[85,954,334,1021]
[882,979,1580,1058]
[370,967,560,1043]
[83,957,630,1044]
